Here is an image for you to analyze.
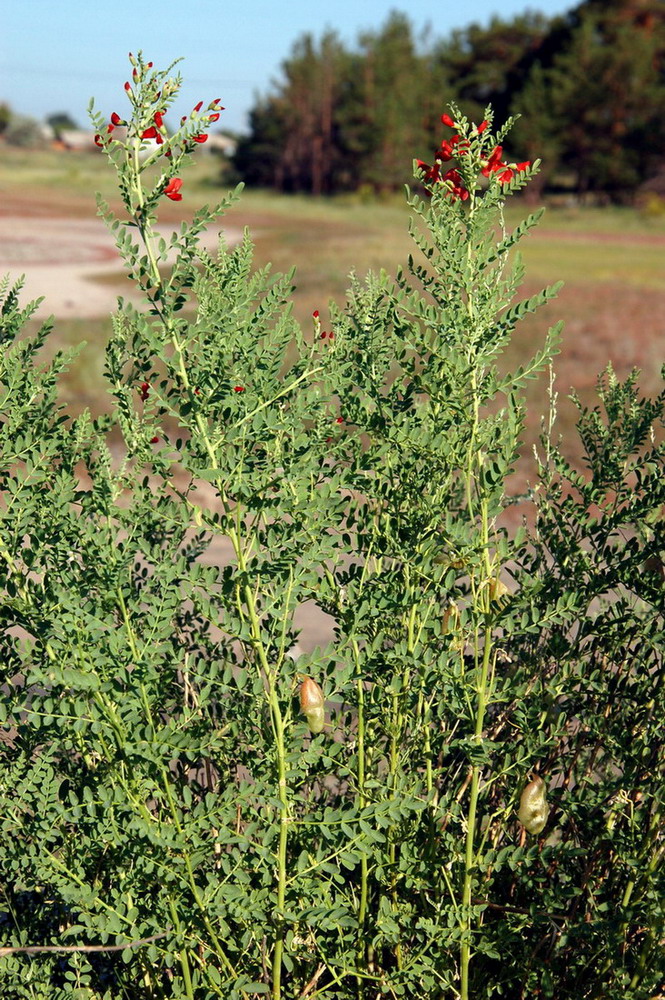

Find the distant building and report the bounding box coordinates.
[57,128,99,151]
[206,132,237,157]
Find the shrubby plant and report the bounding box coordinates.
[0,54,662,1000]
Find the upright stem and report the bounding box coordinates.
[458,187,496,1000]
[269,686,289,1000]
[352,638,369,997]
[168,898,195,1000]
[460,619,493,999]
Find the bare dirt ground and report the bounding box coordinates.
[0,215,241,318]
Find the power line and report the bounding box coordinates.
[0,64,254,88]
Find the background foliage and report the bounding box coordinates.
[234,0,665,201]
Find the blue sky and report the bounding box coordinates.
[3,0,577,134]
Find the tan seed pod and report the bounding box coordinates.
[488,576,510,602]
[305,704,325,734]
[442,600,460,634]
[299,677,325,734]
[518,775,550,835]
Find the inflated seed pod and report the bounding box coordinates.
[518,775,550,835]
[299,676,325,734]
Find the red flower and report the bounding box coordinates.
[124,81,131,92]
[193,101,204,113]
[477,120,489,134]
[320,331,327,339]
[417,159,441,184]
[442,168,469,201]
[94,124,115,146]
[233,385,245,393]
[150,436,160,444]
[312,310,319,319]
[481,146,504,177]
[436,140,456,162]
[192,134,208,144]
[154,111,165,129]
[441,113,455,128]
[164,177,183,201]
[110,112,123,126]
[481,148,530,185]
[335,416,344,424]
[139,381,150,401]
[141,126,158,140]
[207,113,220,123]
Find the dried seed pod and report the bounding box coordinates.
[488,576,510,602]
[442,600,460,634]
[518,775,550,835]
[299,677,325,734]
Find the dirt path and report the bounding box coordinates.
[0,215,241,318]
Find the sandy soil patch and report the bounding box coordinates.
[0,215,240,318]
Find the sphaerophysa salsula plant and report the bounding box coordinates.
[0,53,662,1000]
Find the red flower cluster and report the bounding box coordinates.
[417,114,471,200]
[481,146,530,184]
[416,160,470,201]
[95,65,226,201]
[417,111,530,198]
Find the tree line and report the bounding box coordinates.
[233,0,665,200]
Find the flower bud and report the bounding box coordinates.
[300,676,325,734]
[518,775,550,835]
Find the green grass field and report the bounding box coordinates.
[3,145,663,474]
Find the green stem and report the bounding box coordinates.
[354,643,369,934]
[269,687,290,1000]
[460,622,493,999]
[459,186,497,999]
[168,898,195,1000]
